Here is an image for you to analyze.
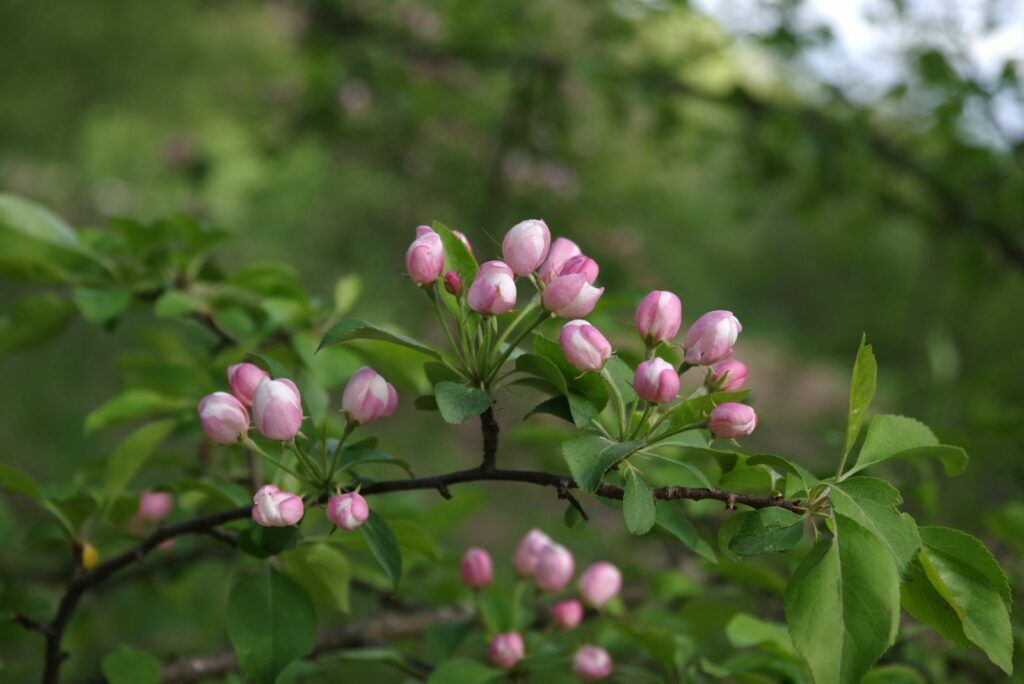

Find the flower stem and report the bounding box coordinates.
[599,367,628,439]
[485,309,550,385]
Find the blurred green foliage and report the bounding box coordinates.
[1,0,1021,681]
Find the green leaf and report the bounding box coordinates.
[317,318,441,359]
[226,566,316,684]
[862,665,926,684]
[525,395,574,423]
[830,477,920,573]
[561,435,643,492]
[340,448,414,477]
[729,508,805,556]
[84,389,191,434]
[848,415,968,476]
[654,502,718,563]
[0,463,75,535]
[0,295,76,356]
[604,356,638,404]
[904,527,1013,673]
[433,221,478,282]
[624,469,657,535]
[359,512,402,589]
[654,390,750,435]
[72,287,132,324]
[239,524,301,559]
[531,334,608,407]
[434,382,491,424]
[282,542,352,614]
[726,613,795,654]
[786,513,900,684]
[103,420,175,513]
[427,658,500,684]
[515,353,568,393]
[900,558,971,648]
[843,336,877,459]
[333,274,362,316]
[100,647,161,684]
[0,193,106,282]
[746,454,818,498]
[153,289,202,318]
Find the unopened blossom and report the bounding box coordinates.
[542,273,604,318]
[635,290,682,344]
[539,237,581,283]
[460,547,494,588]
[534,542,575,592]
[559,254,599,284]
[198,392,250,444]
[227,362,269,406]
[342,367,398,425]
[559,320,612,372]
[514,528,552,576]
[326,491,369,531]
[633,358,680,404]
[551,599,584,630]
[708,402,757,438]
[579,562,622,607]
[137,492,173,521]
[489,632,525,669]
[502,219,551,275]
[405,225,445,285]
[251,484,304,527]
[684,310,741,365]
[573,645,613,680]
[444,270,462,296]
[709,359,748,392]
[252,378,303,441]
[467,260,517,315]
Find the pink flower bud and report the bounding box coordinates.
[573,645,613,681]
[560,255,599,284]
[514,528,551,576]
[542,273,604,318]
[342,367,398,425]
[251,484,304,527]
[326,492,369,530]
[443,270,462,296]
[635,291,682,344]
[684,310,742,365]
[198,392,250,444]
[534,542,574,592]
[633,358,680,404]
[559,320,612,372]
[502,219,551,275]
[460,547,494,588]
[708,402,757,438]
[252,378,303,441]
[405,225,445,285]
[539,237,581,283]
[709,359,748,391]
[453,229,473,254]
[579,562,622,607]
[137,491,173,521]
[551,599,584,630]
[488,633,525,669]
[467,260,517,315]
[227,362,269,406]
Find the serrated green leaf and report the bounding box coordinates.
[848,416,967,477]
[0,193,107,282]
[515,353,568,393]
[84,389,191,434]
[843,336,877,459]
[726,613,795,654]
[830,477,920,573]
[101,647,160,684]
[746,454,818,498]
[103,420,175,514]
[239,524,301,559]
[561,435,643,492]
[72,286,132,324]
[729,508,804,556]
[862,665,926,684]
[359,512,402,588]
[282,542,352,614]
[433,221,478,282]
[654,502,717,563]
[901,558,972,648]
[317,318,440,359]
[786,513,899,684]
[434,382,491,424]
[624,469,657,535]
[227,566,316,684]
[153,290,202,318]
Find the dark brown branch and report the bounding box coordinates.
[479,406,499,471]
[39,467,801,682]
[160,606,469,683]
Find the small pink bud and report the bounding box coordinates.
[452,229,473,254]
[326,492,369,530]
[633,358,680,404]
[502,219,551,275]
[551,599,584,630]
[635,291,682,344]
[467,260,517,315]
[198,392,250,444]
[709,360,748,391]
[252,379,303,441]
[684,310,742,365]
[559,320,612,372]
[460,547,494,588]
[514,528,552,576]
[542,273,604,318]
[443,270,462,296]
[227,363,270,406]
[559,254,599,284]
[708,402,757,438]
[539,237,582,283]
[534,542,575,592]
[488,632,525,669]
[251,484,304,527]
[573,645,613,680]
[342,367,398,425]
[579,562,622,607]
[137,492,173,521]
[405,225,445,285]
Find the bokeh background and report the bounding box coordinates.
[1,0,1022,681]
